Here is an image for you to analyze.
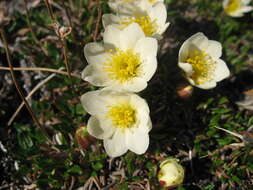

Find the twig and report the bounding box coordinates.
[8,69,60,126]
[61,1,77,42]
[92,177,101,190]
[200,142,244,159]
[43,0,74,91]
[61,39,73,81]
[68,176,75,190]
[44,0,55,21]
[93,0,102,42]
[0,27,52,143]
[0,66,81,78]
[214,126,243,140]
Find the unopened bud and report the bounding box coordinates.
[176,83,193,99]
[75,125,96,150]
[158,158,184,189]
[51,22,72,39]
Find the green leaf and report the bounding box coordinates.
[68,165,82,175]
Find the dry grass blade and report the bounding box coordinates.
[214,126,243,140]
[7,69,61,126]
[0,27,52,143]
[0,66,81,78]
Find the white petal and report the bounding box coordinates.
[242,0,251,5]
[104,130,128,157]
[120,23,145,50]
[108,1,117,12]
[149,2,167,27]
[158,22,170,35]
[126,130,149,154]
[240,6,253,13]
[178,62,194,75]
[195,81,217,89]
[80,90,111,115]
[125,77,148,92]
[130,93,150,113]
[147,117,152,132]
[229,12,244,17]
[103,24,121,48]
[134,37,158,58]
[206,40,222,59]
[130,94,151,133]
[108,77,148,92]
[138,0,152,11]
[102,14,120,28]
[140,56,157,81]
[187,32,209,51]
[178,40,200,62]
[84,42,110,65]
[82,64,111,86]
[178,41,191,62]
[223,0,229,8]
[87,116,115,139]
[213,59,230,82]
[136,110,152,133]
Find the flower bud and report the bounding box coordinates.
[176,82,193,99]
[75,125,96,150]
[158,158,184,189]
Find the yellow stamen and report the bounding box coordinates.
[225,0,242,13]
[120,16,158,36]
[148,0,157,3]
[121,0,157,3]
[186,51,215,85]
[104,49,141,83]
[107,102,136,128]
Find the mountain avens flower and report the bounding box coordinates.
[158,158,184,188]
[102,1,169,38]
[223,0,253,17]
[81,89,152,157]
[178,33,230,89]
[108,0,164,13]
[82,23,158,92]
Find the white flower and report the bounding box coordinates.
[81,89,152,157]
[82,23,158,92]
[178,32,230,89]
[158,158,184,188]
[102,0,169,38]
[108,0,164,12]
[223,0,253,17]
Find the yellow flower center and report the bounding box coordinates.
[120,16,158,36]
[148,0,157,3]
[225,0,242,13]
[186,51,215,85]
[103,49,141,83]
[107,102,136,128]
[121,0,157,3]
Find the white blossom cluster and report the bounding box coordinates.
[79,0,252,158]
[81,0,169,157]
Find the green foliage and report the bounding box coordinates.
[1,0,253,189]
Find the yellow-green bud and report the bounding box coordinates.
[158,158,184,189]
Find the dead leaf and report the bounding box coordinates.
[236,89,253,110]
